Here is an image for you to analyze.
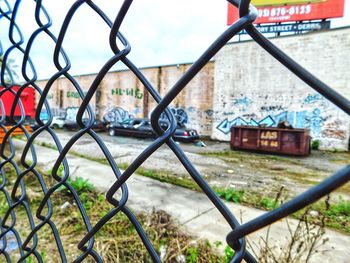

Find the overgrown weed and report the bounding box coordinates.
[0,165,224,262]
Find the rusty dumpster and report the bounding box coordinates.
[230,126,311,156]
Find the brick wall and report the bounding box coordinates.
[98,63,214,136]
[212,27,350,150]
[36,62,214,137]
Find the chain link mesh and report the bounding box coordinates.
[0,0,349,262]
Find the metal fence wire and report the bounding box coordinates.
[0,0,349,262]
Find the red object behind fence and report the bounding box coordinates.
[0,86,36,119]
[231,126,311,156]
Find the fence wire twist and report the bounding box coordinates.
[0,0,349,262]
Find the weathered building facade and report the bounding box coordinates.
[36,62,215,136]
[36,27,350,150]
[212,27,350,150]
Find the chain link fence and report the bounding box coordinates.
[0,0,349,262]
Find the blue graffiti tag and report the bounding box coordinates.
[304,93,324,104]
[258,116,275,127]
[274,111,288,124]
[217,115,276,134]
[216,117,248,134]
[233,97,250,106]
[303,93,329,108]
[217,109,325,135]
[305,108,325,138]
[295,111,307,128]
[248,119,259,126]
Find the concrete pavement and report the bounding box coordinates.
[14,140,350,263]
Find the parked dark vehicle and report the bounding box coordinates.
[159,120,200,142]
[63,118,106,132]
[108,118,153,138]
[107,118,200,142]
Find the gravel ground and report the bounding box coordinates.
[32,129,350,199]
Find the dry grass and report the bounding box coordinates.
[246,190,329,263]
[0,165,224,262]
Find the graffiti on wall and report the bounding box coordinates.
[304,108,326,137]
[159,107,189,126]
[65,107,79,121]
[103,107,131,124]
[260,105,285,112]
[303,93,329,107]
[232,96,251,112]
[133,107,142,115]
[321,119,347,140]
[102,106,200,129]
[67,91,87,99]
[321,129,347,140]
[217,108,334,139]
[39,111,49,121]
[111,88,143,100]
[172,108,188,125]
[216,90,349,144]
[216,115,276,134]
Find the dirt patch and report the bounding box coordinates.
[35,131,350,201]
[202,149,350,199]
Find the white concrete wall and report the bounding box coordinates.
[212,27,350,150]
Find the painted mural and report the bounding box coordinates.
[159,108,189,126]
[214,92,349,149]
[101,107,209,136]
[102,107,132,124]
[65,107,79,121]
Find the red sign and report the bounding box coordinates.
[227,0,345,24]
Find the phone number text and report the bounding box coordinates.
[258,5,312,18]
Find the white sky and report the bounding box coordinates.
[0,0,349,80]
